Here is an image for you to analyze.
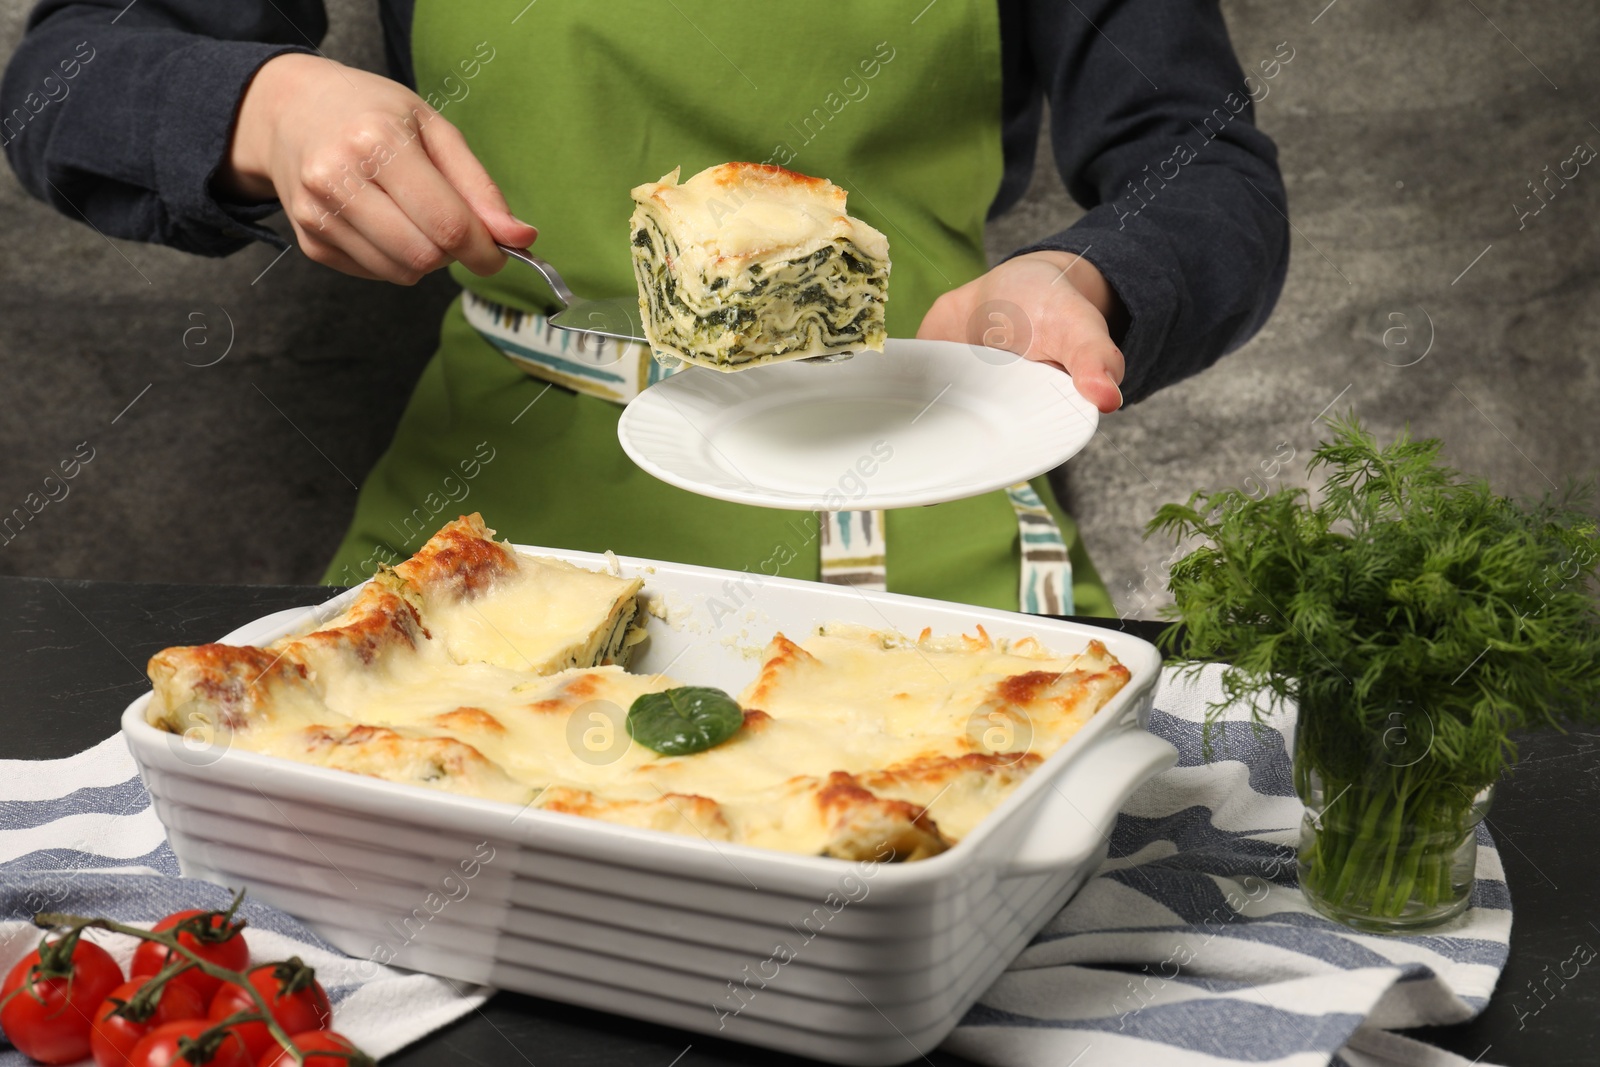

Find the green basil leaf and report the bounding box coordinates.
[627,686,744,756]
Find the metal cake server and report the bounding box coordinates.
[497,243,645,344]
[496,243,850,364]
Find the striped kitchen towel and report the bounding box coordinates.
[0,734,488,1066]
[946,663,1511,1067]
[1,665,1511,1067]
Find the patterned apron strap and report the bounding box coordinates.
[818,510,887,591]
[462,289,683,404]
[1006,482,1075,616]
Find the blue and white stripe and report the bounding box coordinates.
[463,288,676,404]
[946,664,1511,1067]
[0,735,487,1066]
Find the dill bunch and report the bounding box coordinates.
[1148,416,1600,925]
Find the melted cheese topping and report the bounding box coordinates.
[631,163,888,270]
[173,618,1126,859]
[413,554,642,673]
[147,518,1131,862]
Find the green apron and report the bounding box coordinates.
[323,0,1114,618]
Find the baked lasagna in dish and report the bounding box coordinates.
[146,514,1130,862]
[629,162,890,370]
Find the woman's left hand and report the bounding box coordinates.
[916,251,1128,414]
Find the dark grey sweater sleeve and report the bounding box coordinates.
[1,1,325,255]
[999,0,1291,404]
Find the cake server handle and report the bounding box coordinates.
[496,244,577,308]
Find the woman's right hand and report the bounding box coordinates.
[217,53,537,284]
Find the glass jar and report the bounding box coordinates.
[1296,759,1492,934]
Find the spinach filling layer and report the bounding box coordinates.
[629,214,889,367]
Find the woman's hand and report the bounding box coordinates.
[217,54,537,284]
[916,251,1129,413]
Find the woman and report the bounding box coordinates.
[2,1,1289,616]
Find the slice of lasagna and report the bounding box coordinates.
[145,514,643,770]
[389,514,644,673]
[629,162,890,370]
[695,623,1132,860]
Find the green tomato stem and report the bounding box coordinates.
[33,900,309,1066]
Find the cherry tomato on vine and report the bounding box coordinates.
[207,959,331,1061]
[126,1019,252,1067]
[0,933,125,1064]
[90,976,209,1067]
[129,910,249,1002]
[256,1030,374,1067]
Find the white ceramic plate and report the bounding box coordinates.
[616,338,1099,509]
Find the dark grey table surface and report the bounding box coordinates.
[2,576,1595,1066]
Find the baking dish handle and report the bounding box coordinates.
[1002,729,1176,877]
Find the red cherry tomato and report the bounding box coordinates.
[129,910,249,1003]
[0,934,125,1064]
[256,1030,374,1067]
[126,1019,252,1067]
[90,976,209,1067]
[207,959,331,1061]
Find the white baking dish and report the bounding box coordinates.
[122,548,1174,1066]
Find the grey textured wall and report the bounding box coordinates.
[1022,0,1600,617]
[2,1,1596,615]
